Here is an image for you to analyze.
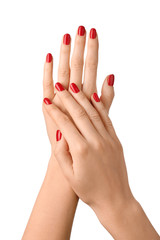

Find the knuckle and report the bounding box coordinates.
[74,107,86,119]
[58,67,70,79]
[76,142,88,155]
[59,114,70,126]
[43,80,53,89]
[71,57,83,70]
[85,59,98,70]
[89,110,100,122]
[106,116,114,128]
[93,139,104,151]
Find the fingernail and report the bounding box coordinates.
[56,130,62,141]
[63,34,71,45]
[93,93,100,102]
[78,26,86,36]
[43,98,52,105]
[70,83,80,93]
[107,74,115,86]
[55,82,65,91]
[46,53,52,63]
[90,28,97,39]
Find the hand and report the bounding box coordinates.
[43,83,131,215]
[23,26,115,240]
[43,84,160,240]
[43,27,114,152]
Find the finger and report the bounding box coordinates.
[54,130,73,180]
[82,28,98,98]
[57,33,71,89]
[100,74,115,114]
[91,93,118,141]
[43,53,54,99]
[55,82,100,143]
[69,83,109,139]
[69,26,86,90]
[43,97,84,150]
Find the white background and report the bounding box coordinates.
[0,0,160,239]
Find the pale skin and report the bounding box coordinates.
[22,26,115,240]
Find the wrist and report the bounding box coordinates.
[95,198,159,240]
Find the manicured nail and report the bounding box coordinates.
[43,98,52,105]
[70,83,80,93]
[63,34,71,45]
[107,74,114,86]
[93,93,100,102]
[55,82,65,91]
[78,26,86,36]
[56,130,62,141]
[46,53,52,63]
[90,28,97,39]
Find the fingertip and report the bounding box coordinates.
[56,129,62,141]
[100,76,115,112]
[92,92,100,102]
[106,74,115,87]
[43,97,52,105]
[77,25,86,36]
[46,53,53,63]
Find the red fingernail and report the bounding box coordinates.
[56,130,62,141]
[70,83,80,93]
[90,28,97,39]
[63,34,71,45]
[43,98,52,105]
[78,26,86,36]
[55,82,65,91]
[107,74,114,86]
[93,93,100,102]
[46,53,52,63]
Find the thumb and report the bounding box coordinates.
[100,74,115,113]
[54,130,73,180]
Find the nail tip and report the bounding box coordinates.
[78,25,86,36]
[93,92,100,102]
[70,83,80,93]
[43,97,52,105]
[90,28,97,39]
[56,130,62,141]
[107,74,115,86]
[63,33,71,45]
[55,82,65,91]
[46,53,52,63]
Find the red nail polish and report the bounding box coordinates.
[78,26,86,36]
[70,83,80,93]
[90,28,97,39]
[93,93,100,102]
[107,74,114,86]
[43,98,52,105]
[55,82,65,91]
[63,34,71,45]
[56,130,62,141]
[46,53,52,63]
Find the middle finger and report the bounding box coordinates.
[69,26,86,90]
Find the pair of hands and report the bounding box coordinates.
[22,26,159,240]
[42,26,134,236]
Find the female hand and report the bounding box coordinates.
[23,26,115,240]
[43,84,160,240]
[43,27,114,151]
